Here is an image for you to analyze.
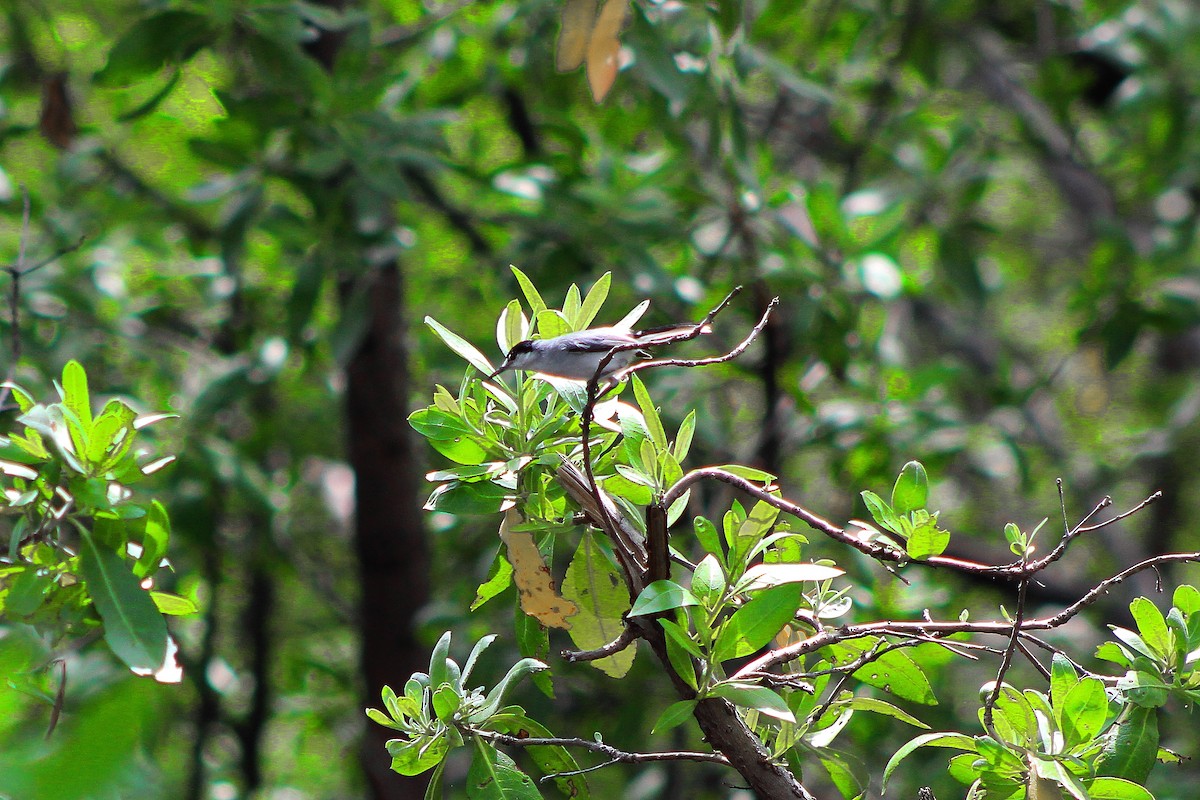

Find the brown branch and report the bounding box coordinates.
[983,551,1031,741]
[663,467,995,573]
[613,295,777,381]
[471,728,730,767]
[733,550,1200,677]
[560,627,637,663]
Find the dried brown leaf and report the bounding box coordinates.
[586,0,627,102]
[556,0,597,72]
[499,510,577,629]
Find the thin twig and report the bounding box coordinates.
[663,467,994,574]
[983,548,1031,741]
[731,550,1200,677]
[561,628,637,663]
[471,728,730,767]
[1,187,87,411]
[614,296,779,381]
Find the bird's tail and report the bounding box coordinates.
[633,322,713,344]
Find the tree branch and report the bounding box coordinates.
[471,728,730,768]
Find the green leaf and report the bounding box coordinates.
[882,732,977,789]
[425,316,496,376]
[713,583,804,661]
[78,530,168,673]
[1,382,35,413]
[690,554,726,604]
[814,747,866,800]
[673,410,696,462]
[1096,641,1133,668]
[861,490,902,535]
[1086,777,1155,800]
[150,591,197,616]
[5,568,52,616]
[604,472,654,505]
[736,562,843,590]
[424,481,513,515]
[614,299,650,331]
[661,622,698,690]
[577,272,611,329]
[629,580,699,616]
[497,300,529,354]
[423,759,446,796]
[1097,704,1158,784]
[1060,677,1109,749]
[1173,584,1200,616]
[472,550,514,611]
[467,742,540,800]
[831,642,937,704]
[891,460,928,513]
[387,734,449,776]
[510,266,547,317]
[693,516,722,560]
[530,309,569,341]
[1050,653,1079,704]
[96,10,215,86]
[428,631,453,689]
[432,684,462,722]
[847,696,930,729]
[486,712,591,800]
[91,400,139,471]
[905,515,950,560]
[560,532,635,677]
[470,658,549,724]
[652,700,697,734]
[1129,597,1170,659]
[708,682,795,722]
[561,283,582,327]
[714,464,776,482]
[631,375,667,450]
[135,500,171,578]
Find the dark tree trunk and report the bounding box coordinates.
[343,262,431,799]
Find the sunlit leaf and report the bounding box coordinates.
[586,0,627,102]
[79,530,168,673]
[556,0,597,72]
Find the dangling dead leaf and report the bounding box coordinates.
[586,0,628,102]
[499,510,577,629]
[40,73,77,150]
[556,0,597,72]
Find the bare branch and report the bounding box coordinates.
[983,550,1031,740]
[663,467,996,573]
[2,188,87,412]
[614,295,778,381]
[470,728,730,767]
[733,551,1200,677]
[560,628,637,663]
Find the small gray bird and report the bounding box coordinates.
[489,323,711,382]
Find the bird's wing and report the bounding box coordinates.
[558,330,635,352]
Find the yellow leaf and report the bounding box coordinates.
[499,510,577,629]
[556,0,597,72]
[586,0,627,102]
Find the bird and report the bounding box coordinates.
[488,322,711,382]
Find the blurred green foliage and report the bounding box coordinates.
[2,0,1200,797]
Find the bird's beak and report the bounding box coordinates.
[486,359,509,380]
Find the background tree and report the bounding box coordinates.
[2,0,1200,798]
